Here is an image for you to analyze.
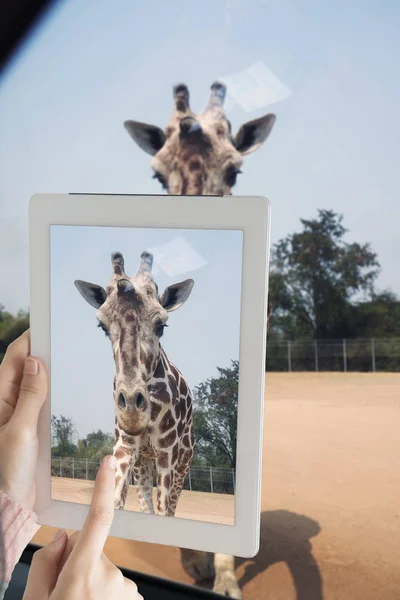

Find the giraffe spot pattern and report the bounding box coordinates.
[121,433,135,445]
[174,401,181,420]
[179,396,187,419]
[153,359,165,379]
[180,377,188,396]
[159,409,175,433]
[114,446,131,460]
[149,381,170,403]
[177,420,184,437]
[150,401,162,421]
[159,428,177,448]
[171,442,179,465]
[157,451,169,469]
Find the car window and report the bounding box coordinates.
[1,2,399,599]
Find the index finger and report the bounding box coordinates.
[72,455,117,562]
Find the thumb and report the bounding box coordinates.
[23,530,68,599]
[12,356,47,430]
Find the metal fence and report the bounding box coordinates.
[51,458,235,495]
[266,337,400,372]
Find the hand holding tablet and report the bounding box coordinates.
[29,193,271,557]
[0,333,141,599]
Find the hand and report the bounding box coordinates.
[23,455,143,600]
[0,330,47,509]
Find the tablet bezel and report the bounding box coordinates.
[29,193,270,558]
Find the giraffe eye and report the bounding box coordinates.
[225,166,242,188]
[153,171,168,190]
[97,321,110,338]
[155,321,168,337]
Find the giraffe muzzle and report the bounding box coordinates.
[117,390,148,412]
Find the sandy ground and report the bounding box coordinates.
[33,373,400,600]
[51,477,235,525]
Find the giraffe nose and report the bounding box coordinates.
[118,393,127,409]
[117,390,147,411]
[135,392,145,409]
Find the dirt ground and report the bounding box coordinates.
[33,373,400,600]
[51,477,235,525]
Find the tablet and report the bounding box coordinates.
[29,193,270,557]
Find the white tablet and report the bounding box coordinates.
[29,193,270,558]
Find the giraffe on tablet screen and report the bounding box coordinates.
[75,251,195,518]
[124,83,276,598]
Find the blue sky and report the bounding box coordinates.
[1,0,399,312]
[50,226,242,437]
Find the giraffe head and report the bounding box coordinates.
[74,251,194,435]
[124,82,276,195]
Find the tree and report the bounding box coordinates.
[0,305,29,363]
[193,361,238,468]
[78,430,114,459]
[349,291,400,338]
[51,415,78,457]
[269,210,380,339]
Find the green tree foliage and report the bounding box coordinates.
[0,305,29,362]
[349,291,400,338]
[269,210,381,339]
[51,415,78,457]
[51,415,114,459]
[192,361,238,468]
[79,430,115,459]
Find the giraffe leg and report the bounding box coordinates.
[168,440,194,516]
[212,554,242,599]
[168,469,187,516]
[113,439,136,510]
[155,470,173,516]
[132,455,155,514]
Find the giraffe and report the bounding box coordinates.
[74,250,195,519]
[123,82,276,598]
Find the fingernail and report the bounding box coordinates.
[106,455,117,469]
[24,357,38,376]
[52,529,65,542]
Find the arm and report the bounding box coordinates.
[0,491,40,599]
[0,332,46,599]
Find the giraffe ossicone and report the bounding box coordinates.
[75,250,195,516]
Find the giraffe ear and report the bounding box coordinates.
[124,120,166,156]
[233,113,276,155]
[74,280,107,309]
[159,279,194,312]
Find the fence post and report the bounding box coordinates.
[72,458,74,479]
[210,467,214,493]
[371,338,376,372]
[343,339,347,372]
[288,341,292,372]
[188,469,192,491]
[59,457,62,477]
[85,458,88,480]
[314,340,319,372]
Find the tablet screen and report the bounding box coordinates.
[50,224,242,525]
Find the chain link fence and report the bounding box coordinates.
[266,337,400,372]
[51,458,235,494]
